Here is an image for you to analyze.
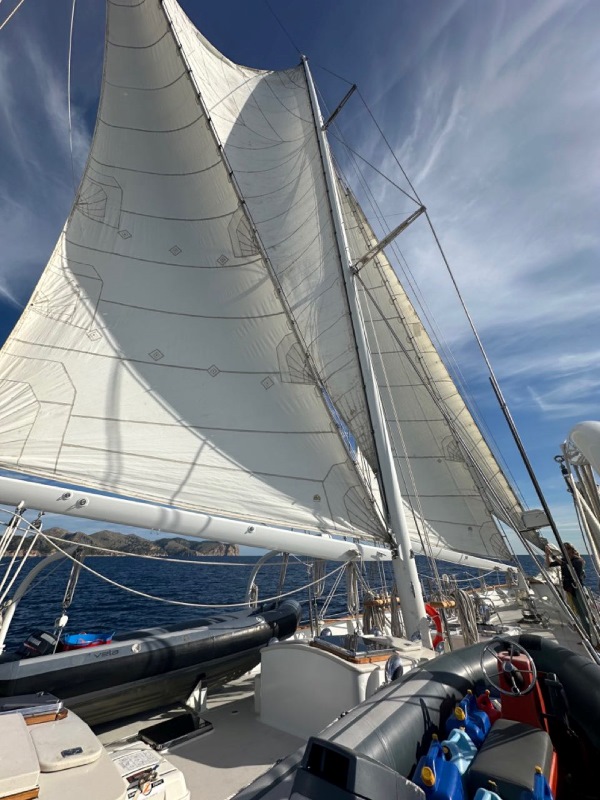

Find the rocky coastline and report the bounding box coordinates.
[6,527,240,558]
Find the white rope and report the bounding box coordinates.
[454,588,479,645]
[346,563,360,616]
[37,531,346,608]
[319,566,346,620]
[448,568,502,585]
[0,0,26,32]
[362,591,387,634]
[0,516,20,564]
[312,559,326,598]
[390,584,405,637]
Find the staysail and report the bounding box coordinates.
[0,0,384,540]
[338,182,529,560]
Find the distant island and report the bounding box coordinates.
[7,527,239,558]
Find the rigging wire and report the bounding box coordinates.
[315,84,520,561]
[0,0,27,32]
[35,529,347,609]
[318,565,346,620]
[359,275,443,591]
[316,73,529,507]
[321,85,529,512]
[0,526,40,605]
[313,61,354,88]
[349,184,522,553]
[328,130,419,205]
[263,0,301,57]
[338,132,516,525]
[335,123,526,508]
[355,87,423,207]
[37,531,303,567]
[354,268,519,557]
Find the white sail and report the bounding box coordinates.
[167,0,377,470]
[0,0,534,569]
[338,182,528,560]
[0,0,384,540]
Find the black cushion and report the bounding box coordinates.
[467,718,553,800]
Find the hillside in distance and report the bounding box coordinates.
[8,527,239,557]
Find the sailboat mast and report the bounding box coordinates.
[302,57,429,642]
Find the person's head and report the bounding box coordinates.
[564,543,579,558]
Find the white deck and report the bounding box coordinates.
[98,672,304,800]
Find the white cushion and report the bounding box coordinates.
[29,712,102,772]
[39,749,126,800]
[0,714,39,797]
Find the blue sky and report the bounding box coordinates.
[0,0,598,554]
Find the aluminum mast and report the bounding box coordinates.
[302,56,429,643]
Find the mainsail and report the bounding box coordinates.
[0,0,383,540]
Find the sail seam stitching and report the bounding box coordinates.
[107,30,169,50]
[98,112,203,134]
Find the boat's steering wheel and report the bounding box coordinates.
[480,637,537,697]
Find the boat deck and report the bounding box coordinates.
[483,584,589,652]
[97,671,304,800]
[95,584,592,799]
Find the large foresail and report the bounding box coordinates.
[338,181,530,560]
[0,0,385,540]
[166,2,377,471]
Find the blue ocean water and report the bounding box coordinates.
[0,553,594,650]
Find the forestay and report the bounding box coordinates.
[0,0,385,540]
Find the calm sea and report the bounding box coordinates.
[0,553,594,650]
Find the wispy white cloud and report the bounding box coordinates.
[0,8,92,304]
[351,1,600,425]
[330,0,600,538]
[528,376,600,418]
